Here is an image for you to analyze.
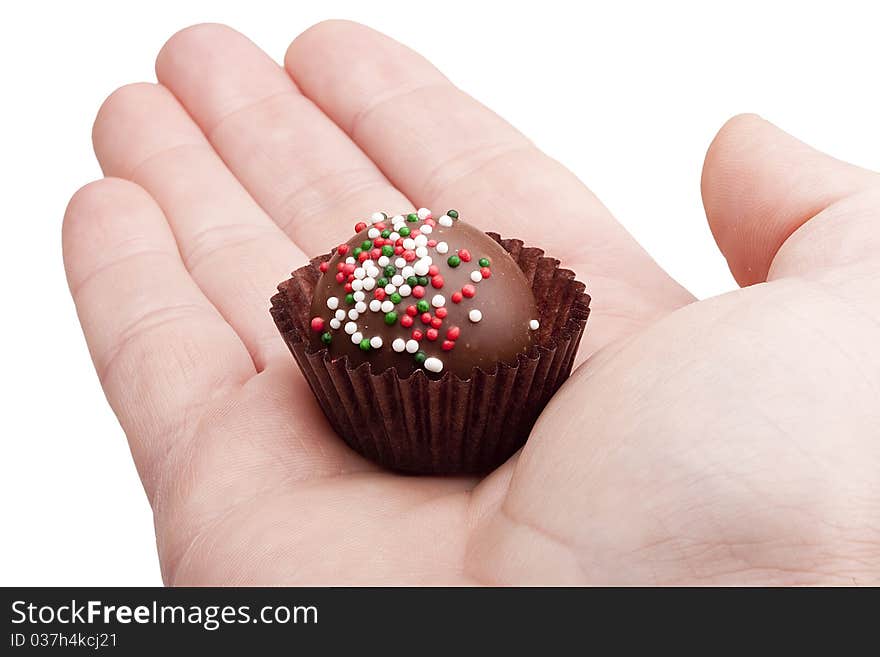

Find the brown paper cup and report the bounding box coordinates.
[270,232,590,475]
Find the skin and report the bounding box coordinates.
[63,21,880,585]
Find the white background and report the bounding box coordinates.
[1,0,878,585]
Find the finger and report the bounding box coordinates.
[701,114,880,285]
[63,178,254,497]
[285,21,693,355]
[93,82,306,369]
[155,23,410,251]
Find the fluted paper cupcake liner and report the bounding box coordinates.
[270,232,590,475]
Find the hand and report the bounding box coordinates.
[64,21,880,585]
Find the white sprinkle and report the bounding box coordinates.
[351,331,363,344]
[414,260,430,276]
[384,284,396,294]
[368,227,380,239]
[362,277,376,291]
[391,274,404,287]
[381,300,395,313]
[401,265,415,278]
[421,256,433,266]
[414,234,428,247]
[395,257,407,269]
[431,294,446,308]
[415,246,428,258]
[353,290,365,302]
[362,259,374,269]
[354,268,365,279]
[344,321,357,335]
[436,241,449,254]
[345,256,356,264]
[389,232,400,241]
[377,256,390,267]
[371,212,386,224]
[405,339,419,353]
[398,284,412,297]
[392,338,406,353]
[351,279,363,291]
[391,215,404,224]
[469,309,483,323]
[369,299,382,312]
[329,318,341,330]
[470,270,483,283]
[370,336,383,349]
[348,309,360,320]
[402,238,416,250]
[417,207,431,220]
[366,266,380,278]
[355,301,367,313]
[529,319,540,330]
[438,215,453,227]
[335,309,346,321]
[424,357,444,373]
[420,224,433,235]
[326,297,339,310]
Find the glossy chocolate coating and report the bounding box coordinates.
[309,213,538,379]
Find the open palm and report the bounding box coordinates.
[64,21,880,584]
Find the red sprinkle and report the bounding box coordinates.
[344,283,353,292]
[337,244,349,255]
[396,238,405,246]
[354,221,367,233]
[335,272,345,283]
[374,289,386,300]
[358,251,369,262]
[403,250,416,262]
[400,315,414,328]
[481,267,491,278]
[442,340,455,351]
[458,249,471,262]
[427,239,437,247]
[343,263,355,275]
[412,329,423,341]
[405,305,418,317]
[428,265,440,277]
[430,317,443,329]
[337,262,345,272]
[435,307,448,319]
[310,317,324,332]
[451,292,463,304]
[425,218,436,227]
[371,248,381,259]
[426,328,439,341]
[319,261,329,272]
[431,275,444,289]
[394,245,404,255]
[375,222,386,230]
[446,326,460,340]
[412,286,425,299]
[421,312,433,325]
[461,284,476,298]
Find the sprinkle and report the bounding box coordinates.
[345,321,357,335]
[391,274,404,287]
[447,255,461,268]
[354,268,366,280]
[399,226,412,238]
[370,336,383,349]
[329,318,341,329]
[413,260,430,276]
[398,284,412,297]
[446,326,460,340]
[414,234,428,248]
[417,207,431,220]
[426,328,439,341]
[319,261,329,272]
[470,270,483,283]
[376,278,388,289]
[384,284,397,295]
[478,257,490,267]
[431,275,444,289]
[461,284,476,298]
[335,309,346,321]
[414,351,427,365]
[337,244,350,255]
[529,319,540,330]
[402,266,415,278]
[374,288,387,300]
[447,209,459,219]
[400,315,414,328]
[369,299,382,312]
[469,309,483,323]
[442,340,455,351]
[438,215,453,227]
[368,227,380,239]
[322,332,333,345]
[428,264,439,277]
[436,241,449,254]
[389,232,400,242]
[384,311,398,325]
[415,246,428,258]
[354,221,367,233]
[371,212,386,224]
[431,294,446,308]
[348,309,360,320]
[362,278,376,291]
[480,267,492,279]
[378,256,390,267]
[421,312,433,325]
[405,339,419,353]
[355,301,367,313]
[412,285,426,299]
[412,329,423,341]
[359,337,371,351]
[430,317,443,329]
[435,307,448,319]
[406,213,419,223]
[353,291,366,302]
[390,292,403,304]
[310,317,325,332]
[351,279,363,291]
[405,305,418,317]
[420,224,433,235]
[416,299,430,313]
[366,266,380,278]
[326,297,339,310]
[383,265,396,278]
[381,300,395,313]
[361,240,373,251]
[390,338,406,353]
[424,357,443,373]
[451,291,463,303]
[351,331,364,344]
[458,249,471,263]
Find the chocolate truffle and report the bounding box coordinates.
[307,210,540,379]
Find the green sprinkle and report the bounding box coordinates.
[381,245,394,257]
[361,239,373,251]
[406,213,419,223]
[345,293,355,305]
[406,276,418,287]
[417,276,429,286]
[390,292,402,304]
[416,299,430,313]
[359,338,372,352]
[380,229,391,238]
[353,247,363,257]
[414,351,427,365]
[447,209,459,219]
[321,331,332,345]
[377,277,388,288]
[384,311,398,325]
[398,226,411,237]
[447,255,461,268]
[478,257,490,267]
[384,264,396,277]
